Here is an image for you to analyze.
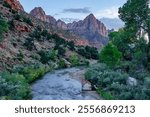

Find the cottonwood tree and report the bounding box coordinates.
[119,0,150,62]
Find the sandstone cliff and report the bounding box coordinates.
[4,0,24,11]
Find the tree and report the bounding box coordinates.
[99,42,122,67]
[119,0,150,61]
[109,29,134,60]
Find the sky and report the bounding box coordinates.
[19,0,127,20]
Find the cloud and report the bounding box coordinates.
[63,7,91,14]
[95,7,119,19]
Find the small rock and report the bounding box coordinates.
[82,83,92,91]
[127,77,137,86]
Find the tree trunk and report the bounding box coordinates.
[147,32,150,63]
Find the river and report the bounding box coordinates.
[31,67,101,100]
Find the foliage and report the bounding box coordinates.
[67,41,75,50]
[85,63,150,99]
[97,88,115,100]
[119,0,150,62]
[58,59,67,68]
[16,51,24,61]
[24,37,35,51]
[77,46,99,59]
[38,49,58,64]
[22,17,33,26]
[13,64,53,83]
[0,72,30,100]
[56,46,66,56]
[70,53,79,66]
[0,15,9,42]
[99,42,122,67]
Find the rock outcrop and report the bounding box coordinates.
[5,0,24,11]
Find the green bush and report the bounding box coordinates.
[85,63,150,100]
[97,88,115,100]
[67,41,75,50]
[0,72,30,100]
[99,42,122,67]
[77,46,99,59]
[38,49,58,64]
[80,58,90,66]
[23,17,33,26]
[24,37,35,51]
[16,51,24,61]
[17,64,53,83]
[58,59,67,68]
[0,15,9,42]
[70,53,79,66]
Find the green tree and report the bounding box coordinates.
[119,0,150,61]
[99,42,122,67]
[109,29,134,60]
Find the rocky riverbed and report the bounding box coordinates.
[31,67,101,100]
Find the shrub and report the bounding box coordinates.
[56,46,66,56]
[0,72,30,100]
[38,49,58,64]
[0,15,9,42]
[85,63,150,99]
[80,58,90,66]
[67,41,75,50]
[23,17,33,26]
[24,37,35,51]
[70,53,79,66]
[99,42,122,67]
[58,59,67,68]
[77,46,99,59]
[41,30,48,37]
[16,51,24,61]
[97,88,115,100]
[17,64,53,83]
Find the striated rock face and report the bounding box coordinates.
[13,20,31,32]
[30,7,49,22]
[30,7,68,30]
[5,0,24,11]
[30,7,57,26]
[56,19,67,30]
[67,14,108,46]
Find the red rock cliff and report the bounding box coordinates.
[5,0,24,11]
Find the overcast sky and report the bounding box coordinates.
[20,0,127,20]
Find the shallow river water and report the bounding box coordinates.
[31,67,100,100]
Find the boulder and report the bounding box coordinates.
[82,83,92,91]
[127,77,137,86]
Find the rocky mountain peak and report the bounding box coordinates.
[30,7,57,26]
[85,13,96,20]
[30,7,48,22]
[30,7,46,16]
[67,14,108,47]
[5,0,24,11]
